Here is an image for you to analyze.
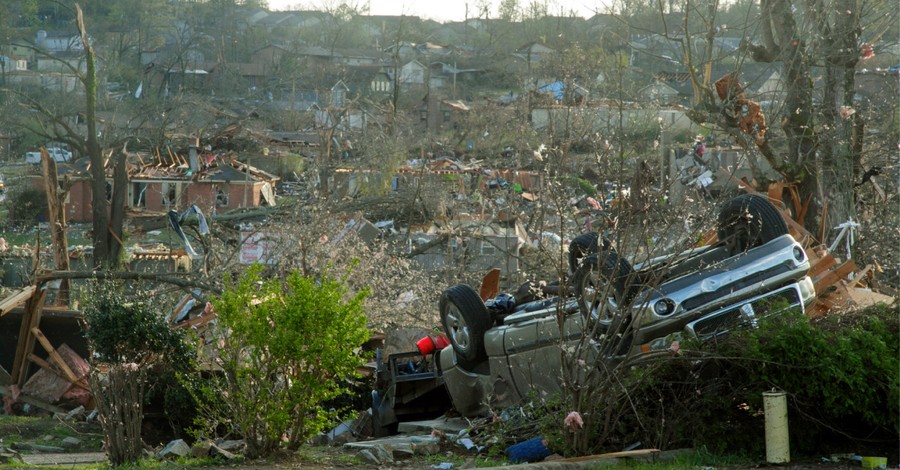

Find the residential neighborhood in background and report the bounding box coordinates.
[0,1,897,466]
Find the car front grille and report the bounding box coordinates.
[681,263,793,312]
[689,284,802,336]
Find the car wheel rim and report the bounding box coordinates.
[445,304,470,352]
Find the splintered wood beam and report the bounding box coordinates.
[12,290,47,386]
[41,150,71,304]
[30,327,79,385]
[814,260,859,295]
[0,286,37,318]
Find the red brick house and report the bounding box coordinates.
[39,147,279,223]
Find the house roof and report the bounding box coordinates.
[132,152,279,184]
[54,149,278,184]
[252,43,291,54]
[256,12,297,26]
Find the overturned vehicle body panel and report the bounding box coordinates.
[438,194,815,417]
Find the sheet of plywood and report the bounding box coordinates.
[21,343,89,404]
[848,288,896,308]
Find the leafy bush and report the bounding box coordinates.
[618,304,899,455]
[82,282,199,464]
[575,178,596,197]
[82,282,199,443]
[721,305,899,450]
[83,282,195,368]
[517,304,898,460]
[195,265,370,458]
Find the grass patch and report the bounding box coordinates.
[0,415,104,453]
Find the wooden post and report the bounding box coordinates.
[31,327,80,384]
[40,149,71,304]
[11,289,46,386]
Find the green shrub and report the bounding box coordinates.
[82,282,199,441]
[82,282,200,464]
[722,305,899,449]
[626,304,899,455]
[83,282,195,368]
[575,178,596,197]
[195,265,370,458]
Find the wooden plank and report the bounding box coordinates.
[41,150,71,306]
[814,260,859,295]
[0,286,37,318]
[847,264,873,288]
[167,293,194,323]
[30,327,79,384]
[563,449,661,462]
[11,290,46,386]
[172,308,217,330]
[809,254,837,279]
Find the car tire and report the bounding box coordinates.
[440,284,492,370]
[717,194,788,256]
[568,232,613,273]
[573,252,634,326]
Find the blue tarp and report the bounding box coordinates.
[536,81,565,100]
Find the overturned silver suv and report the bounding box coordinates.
[437,194,815,417]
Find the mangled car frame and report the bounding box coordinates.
[437,194,815,417]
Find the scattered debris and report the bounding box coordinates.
[158,439,191,459]
[60,437,82,448]
[167,204,210,257]
[506,437,551,463]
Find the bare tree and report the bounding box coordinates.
[659,0,894,238]
[5,5,127,268]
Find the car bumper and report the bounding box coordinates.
[636,276,815,353]
[632,234,810,338]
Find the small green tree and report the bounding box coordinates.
[198,265,370,458]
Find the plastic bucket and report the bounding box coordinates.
[416,336,436,355]
[417,335,451,355]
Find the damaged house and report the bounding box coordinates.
[35,144,280,224]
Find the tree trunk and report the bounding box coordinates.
[90,365,145,466]
[78,5,125,269]
[816,4,861,248]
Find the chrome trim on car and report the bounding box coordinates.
[685,280,809,338]
[633,234,810,329]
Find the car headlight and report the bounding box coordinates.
[793,246,805,263]
[653,298,675,316]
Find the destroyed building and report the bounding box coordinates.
[32,144,279,224]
